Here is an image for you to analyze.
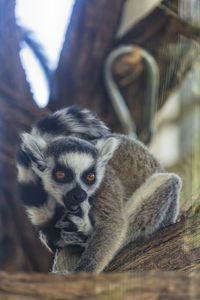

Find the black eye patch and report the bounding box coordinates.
[52,165,74,184]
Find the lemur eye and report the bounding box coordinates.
[55,170,66,179]
[53,166,74,183]
[86,173,95,182]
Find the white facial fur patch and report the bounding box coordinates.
[37,155,75,206]
[58,152,95,179]
[26,197,56,226]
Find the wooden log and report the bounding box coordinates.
[0,0,199,275]
[0,271,200,299]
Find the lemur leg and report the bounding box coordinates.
[124,173,181,246]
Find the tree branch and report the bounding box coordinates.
[0,271,200,299]
[159,4,200,43]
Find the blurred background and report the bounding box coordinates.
[0,0,199,272]
[16,0,200,205]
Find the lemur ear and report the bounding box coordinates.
[20,133,47,171]
[95,137,119,166]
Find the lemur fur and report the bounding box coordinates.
[16,106,181,273]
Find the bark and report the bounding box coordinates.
[49,0,125,127]
[48,0,128,127]
[0,271,200,300]
[0,0,52,272]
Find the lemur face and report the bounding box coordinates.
[18,134,119,218]
[39,137,102,215]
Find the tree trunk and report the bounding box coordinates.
[49,0,126,112]
[0,0,52,272]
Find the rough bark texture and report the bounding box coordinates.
[1,271,200,300]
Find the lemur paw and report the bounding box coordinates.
[55,213,89,246]
[60,230,88,245]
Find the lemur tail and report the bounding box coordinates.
[31,106,110,141]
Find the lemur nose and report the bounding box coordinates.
[64,187,87,207]
[72,191,85,202]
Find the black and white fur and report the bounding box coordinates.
[32,105,110,142]
[16,106,111,252]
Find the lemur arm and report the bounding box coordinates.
[74,216,127,273]
[74,169,126,273]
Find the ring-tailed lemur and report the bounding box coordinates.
[16,106,181,273]
[17,106,109,252]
